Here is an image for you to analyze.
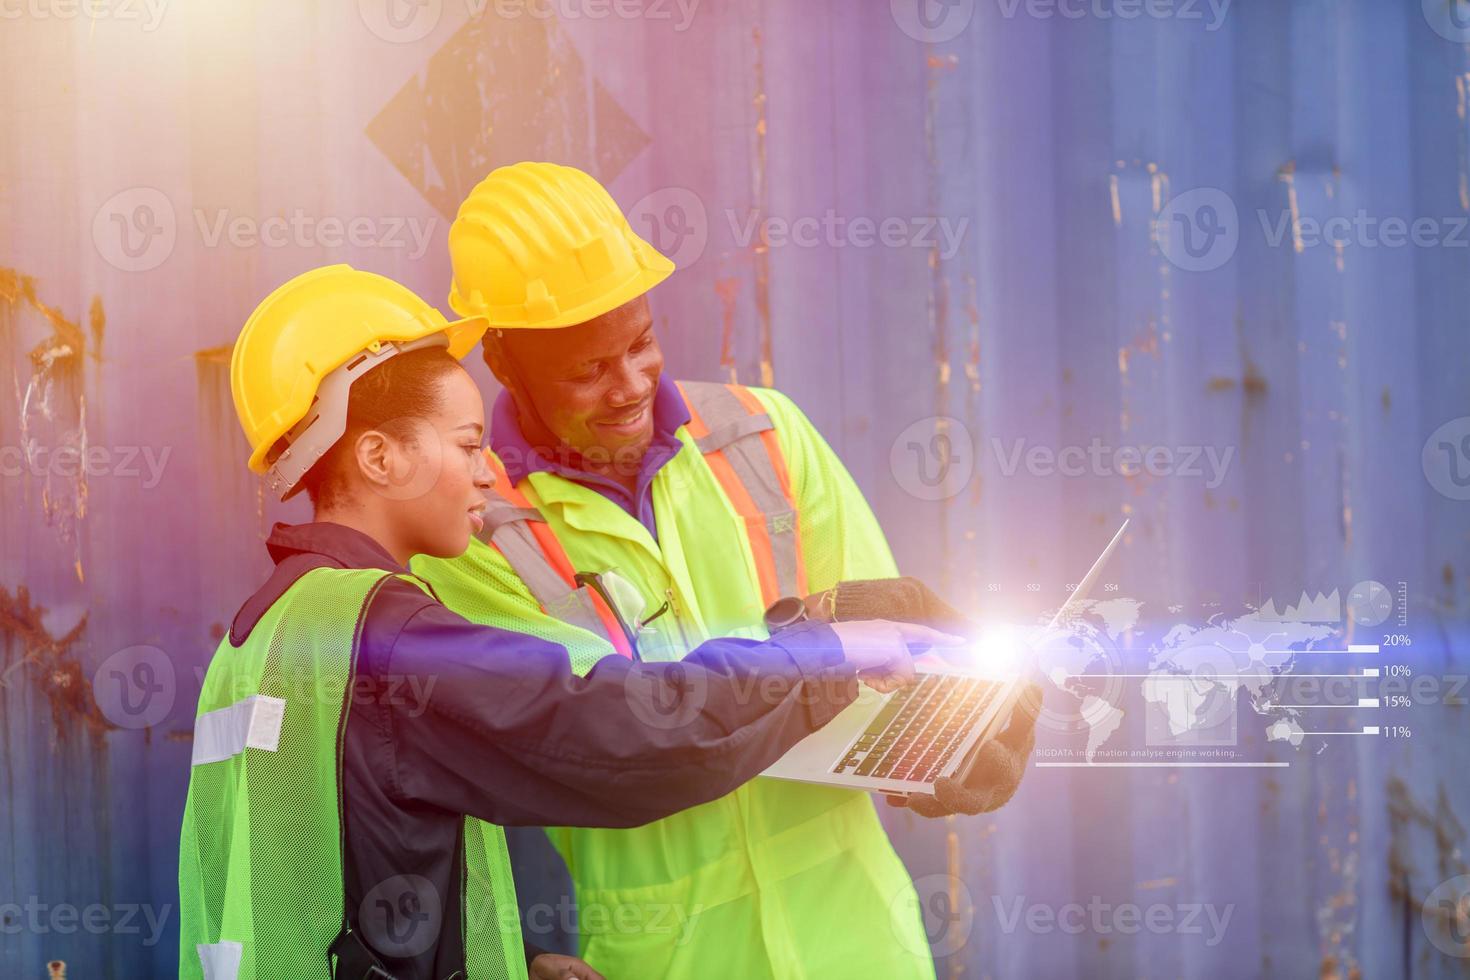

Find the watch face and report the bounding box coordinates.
[765,596,807,629]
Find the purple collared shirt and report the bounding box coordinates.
[491,375,692,541]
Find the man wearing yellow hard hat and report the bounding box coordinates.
[177,264,958,980]
[413,163,1041,977]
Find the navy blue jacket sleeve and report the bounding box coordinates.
[354,581,859,828]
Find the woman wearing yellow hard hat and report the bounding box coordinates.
[177,263,957,980]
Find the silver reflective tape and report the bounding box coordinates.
[197,940,243,980]
[191,695,287,767]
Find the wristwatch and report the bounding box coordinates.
[763,596,809,633]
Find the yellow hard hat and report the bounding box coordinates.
[447,162,675,329]
[231,264,489,498]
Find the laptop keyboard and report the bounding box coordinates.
[831,674,1000,784]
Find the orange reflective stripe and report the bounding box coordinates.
[723,385,808,596]
[680,385,786,606]
[480,450,634,658]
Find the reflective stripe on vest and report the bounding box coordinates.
[177,567,527,980]
[477,451,636,659]
[481,383,808,628]
[677,381,808,605]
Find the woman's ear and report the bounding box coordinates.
[352,429,394,490]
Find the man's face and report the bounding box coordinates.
[490,295,664,472]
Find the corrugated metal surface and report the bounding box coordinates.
[2,1,1467,976]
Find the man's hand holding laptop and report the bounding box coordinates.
[801,577,1042,817]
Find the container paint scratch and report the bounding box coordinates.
[1,268,97,578]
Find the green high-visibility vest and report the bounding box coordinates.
[177,566,526,980]
[415,383,935,980]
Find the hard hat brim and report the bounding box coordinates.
[243,313,490,476]
[451,259,673,330]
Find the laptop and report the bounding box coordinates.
[762,520,1129,797]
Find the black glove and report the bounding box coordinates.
[887,682,1043,818]
[825,577,978,634]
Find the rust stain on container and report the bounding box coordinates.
[750,27,774,389]
[1387,777,1468,962]
[0,584,109,740]
[714,277,742,384]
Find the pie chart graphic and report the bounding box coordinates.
[1347,580,1393,628]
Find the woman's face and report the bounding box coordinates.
[380,365,495,560]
